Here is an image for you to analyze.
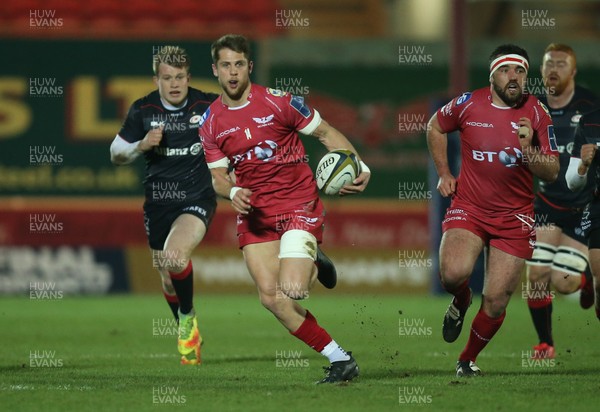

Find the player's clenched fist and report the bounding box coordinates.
[139,124,164,151]
[437,173,457,198]
[517,117,533,148]
[580,143,597,167]
[230,187,253,215]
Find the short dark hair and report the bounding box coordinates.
[211,34,251,63]
[489,44,530,66]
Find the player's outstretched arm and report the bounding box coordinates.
[209,166,252,215]
[517,118,559,183]
[426,114,456,197]
[310,119,370,195]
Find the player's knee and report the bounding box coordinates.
[277,230,315,300]
[259,294,276,311]
[161,248,189,273]
[527,265,551,283]
[280,284,310,300]
[482,294,510,317]
[278,272,311,300]
[552,275,579,294]
[259,293,288,316]
[438,265,470,287]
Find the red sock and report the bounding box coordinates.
[580,274,587,290]
[169,260,193,280]
[163,291,179,304]
[291,311,332,352]
[443,279,471,312]
[459,309,506,362]
[527,295,552,309]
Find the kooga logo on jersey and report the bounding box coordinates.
[466,121,494,128]
[216,126,240,139]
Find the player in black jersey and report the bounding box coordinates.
[525,44,599,359]
[110,46,218,365]
[566,108,600,321]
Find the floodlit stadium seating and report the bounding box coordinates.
[0,0,283,39]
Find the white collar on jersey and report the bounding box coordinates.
[160,97,188,111]
[491,103,512,110]
[227,100,251,111]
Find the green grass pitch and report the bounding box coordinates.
[1,293,598,411]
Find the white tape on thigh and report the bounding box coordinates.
[278,229,317,260]
[527,242,557,266]
[551,246,588,276]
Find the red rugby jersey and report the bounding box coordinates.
[200,84,321,213]
[436,87,557,213]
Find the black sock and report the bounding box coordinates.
[163,292,180,321]
[169,262,194,315]
[528,301,553,346]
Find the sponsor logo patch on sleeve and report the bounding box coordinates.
[266,87,288,97]
[538,100,551,118]
[197,108,210,127]
[290,95,311,118]
[456,92,472,105]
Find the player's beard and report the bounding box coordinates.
[544,75,567,97]
[222,77,250,102]
[493,81,523,106]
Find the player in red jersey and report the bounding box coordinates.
[426,44,559,377]
[200,34,371,383]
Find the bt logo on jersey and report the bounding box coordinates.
[499,147,523,167]
[472,147,522,167]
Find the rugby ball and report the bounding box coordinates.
[315,149,360,195]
